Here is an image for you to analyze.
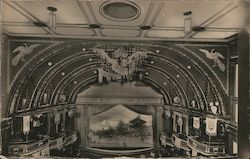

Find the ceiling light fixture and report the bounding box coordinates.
[89,24,101,29]
[192,26,205,32]
[33,21,48,27]
[47,6,57,31]
[48,62,53,66]
[140,25,151,30]
[183,11,192,33]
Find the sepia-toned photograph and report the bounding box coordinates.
[0,0,249,158]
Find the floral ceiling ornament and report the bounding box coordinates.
[12,43,40,66]
[91,47,147,82]
[199,49,225,72]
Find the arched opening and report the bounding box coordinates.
[75,82,164,155]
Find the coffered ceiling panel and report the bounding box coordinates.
[101,29,140,37]
[147,30,185,38]
[55,27,95,36]
[2,2,30,23]
[153,1,234,28]
[3,26,47,34]
[15,0,88,24]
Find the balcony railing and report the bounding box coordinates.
[160,132,174,147]
[64,131,77,146]
[8,135,49,156]
[49,131,77,150]
[187,136,225,156]
[49,133,66,150]
[8,131,78,156]
[172,133,190,151]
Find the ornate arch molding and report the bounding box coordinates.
[147,53,206,109]
[36,53,204,111]
[33,55,198,110]
[68,77,170,105]
[7,40,228,117]
[8,41,87,114]
[53,65,184,107]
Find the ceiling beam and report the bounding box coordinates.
[5,1,53,35]
[139,2,156,37]
[140,1,165,38]
[5,32,234,42]
[184,2,237,39]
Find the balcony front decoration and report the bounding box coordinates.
[54,113,60,133]
[164,110,171,119]
[205,117,218,136]
[193,117,200,129]
[23,116,31,136]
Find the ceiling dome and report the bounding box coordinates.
[100,1,140,21]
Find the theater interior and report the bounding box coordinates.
[0,0,249,158]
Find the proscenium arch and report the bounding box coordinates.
[37,53,208,111]
[37,56,196,109]
[7,40,228,117]
[51,63,190,107]
[33,52,204,108]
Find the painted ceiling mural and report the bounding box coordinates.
[6,39,230,117]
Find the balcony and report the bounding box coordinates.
[187,136,225,156]
[64,131,77,146]
[8,135,49,156]
[172,133,190,151]
[49,131,78,150]
[49,133,66,150]
[160,132,174,147]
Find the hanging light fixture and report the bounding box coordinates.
[47,6,57,31]
[183,11,192,34]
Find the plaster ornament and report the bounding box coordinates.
[199,49,225,72]
[12,43,40,66]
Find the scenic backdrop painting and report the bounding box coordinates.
[89,105,153,149]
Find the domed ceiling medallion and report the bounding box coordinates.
[100,1,141,22]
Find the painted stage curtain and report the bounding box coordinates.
[88,105,114,116]
[125,105,153,115]
[88,105,154,116]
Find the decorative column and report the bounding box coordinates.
[62,109,66,132]
[184,114,189,136]
[47,112,51,135]
[172,113,176,133]
[238,0,250,158]
[75,105,88,149]
[155,106,163,147]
